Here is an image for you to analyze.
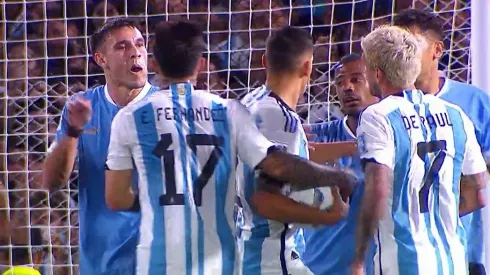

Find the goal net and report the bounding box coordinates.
[0,0,471,274]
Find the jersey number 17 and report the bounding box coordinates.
[152,133,224,207]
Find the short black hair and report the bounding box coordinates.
[393,9,445,40]
[89,17,140,54]
[266,26,314,74]
[333,53,363,75]
[153,21,207,79]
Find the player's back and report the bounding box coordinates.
[361,89,468,275]
[117,82,273,275]
[237,86,312,274]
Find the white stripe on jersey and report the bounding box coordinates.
[357,90,485,275]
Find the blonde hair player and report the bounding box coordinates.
[352,25,488,275]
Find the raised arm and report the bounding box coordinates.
[43,96,91,191]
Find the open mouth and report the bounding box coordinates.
[130,64,143,73]
[343,97,360,105]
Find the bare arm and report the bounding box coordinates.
[105,169,136,210]
[353,161,391,266]
[250,174,347,225]
[42,139,78,191]
[257,149,357,193]
[459,171,488,217]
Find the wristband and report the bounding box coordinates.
[66,124,83,138]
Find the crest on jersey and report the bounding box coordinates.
[178,87,186,95]
[357,133,367,154]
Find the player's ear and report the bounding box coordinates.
[262,54,267,69]
[375,68,384,83]
[94,52,106,68]
[433,40,444,60]
[194,57,206,75]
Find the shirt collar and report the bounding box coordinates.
[104,82,152,107]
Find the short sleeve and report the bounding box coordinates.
[228,100,275,169]
[461,113,487,175]
[106,110,134,170]
[356,108,395,170]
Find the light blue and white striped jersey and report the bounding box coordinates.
[106,82,275,275]
[356,89,487,275]
[437,77,490,265]
[302,117,375,275]
[236,86,314,275]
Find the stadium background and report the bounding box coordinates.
[0,0,478,274]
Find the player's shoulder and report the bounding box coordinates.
[69,85,104,102]
[445,78,488,97]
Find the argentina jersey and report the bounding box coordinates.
[236,85,314,275]
[302,117,375,275]
[106,82,275,275]
[356,89,487,275]
[437,77,490,265]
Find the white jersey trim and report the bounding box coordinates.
[104,82,152,106]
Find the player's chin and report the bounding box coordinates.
[126,74,147,88]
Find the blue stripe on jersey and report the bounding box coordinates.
[180,83,205,275]
[426,104,454,275]
[242,164,268,275]
[279,224,289,275]
[386,110,419,275]
[422,104,446,275]
[211,101,235,275]
[445,106,468,252]
[170,86,193,275]
[133,103,167,275]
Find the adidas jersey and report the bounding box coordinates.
[105,82,275,275]
[356,89,487,275]
[437,77,490,264]
[236,86,314,275]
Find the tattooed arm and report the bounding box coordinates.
[353,161,391,266]
[256,149,357,192]
[250,173,348,225]
[459,172,488,216]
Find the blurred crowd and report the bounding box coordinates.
[0,0,471,274]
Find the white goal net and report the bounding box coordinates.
[0,0,471,274]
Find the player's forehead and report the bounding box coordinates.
[103,26,145,47]
[335,60,366,79]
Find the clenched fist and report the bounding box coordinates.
[66,95,92,130]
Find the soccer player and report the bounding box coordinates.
[104,21,357,275]
[393,9,490,274]
[352,25,488,275]
[236,27,349,275]
[301,54,378,275]
[42,18,159,275]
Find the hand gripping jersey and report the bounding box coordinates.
[356,89,487,275]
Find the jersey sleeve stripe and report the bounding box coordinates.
[425,104,454,274]
[170,84,194,273]
[133,103,167,274]
[211,101,236,275]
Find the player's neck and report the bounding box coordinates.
[106,81,143,107]
[382,84,417,98]
[346,115,359,134]
[166,77,197,86]
[265,76,303,110]
[415,71,440,95]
